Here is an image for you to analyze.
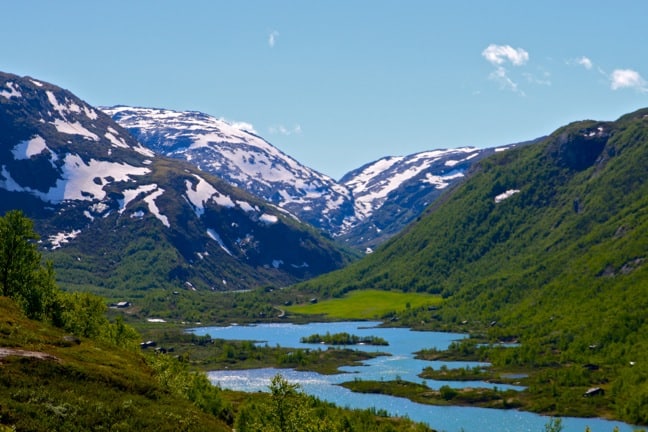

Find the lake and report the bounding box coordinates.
[191,321,639,432]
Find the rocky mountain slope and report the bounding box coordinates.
[338,146,507,249]
[102,106,355,237]
[104,106,513,250]
[0,72,351,295]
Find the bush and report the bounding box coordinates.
[0,210,138,349]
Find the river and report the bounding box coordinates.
[191,321,639,432]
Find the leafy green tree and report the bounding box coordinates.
[235,374,337,432]
[51,291,107,338]
[0,210,57,319]
[0,210,139,348]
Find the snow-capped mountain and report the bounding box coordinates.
[102,106,355,235]
[104,106,516,249]
[0,72,350,293]
[338,147,500,249]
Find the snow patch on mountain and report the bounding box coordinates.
[0,81,21,99]
[1,154,150,203]
[206,228,233,256]
[46,90,98,121]
[259,214,278,225]
[494,189,520,203]
[185,174,218,217]
[12,135,54,161]
[119,184,159,213]
[49,229,82,250]
[0,166,29,194]
[421,170,465,189]
[51,119,99,141]
[236,200,256,213]
[212,192,235,208]
[51,155,150,202]
[142,188,169,227]
[105,128,129,148]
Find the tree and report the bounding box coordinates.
[268,374,302,432]
[0,211,139,349]
[0,210,56,319]
[235,374,336,432]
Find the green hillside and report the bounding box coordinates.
[294,109,648,424]
[0,296,233,432]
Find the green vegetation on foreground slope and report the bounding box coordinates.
[292,110,648,425]
[0,210,432,431]
[0,297,231,431]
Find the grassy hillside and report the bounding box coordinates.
[0,296,231,432]
[293,109,648,424]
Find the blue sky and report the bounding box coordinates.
[3,1,648,179]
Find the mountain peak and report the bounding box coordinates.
[102,105,357,236]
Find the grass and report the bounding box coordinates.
[285,289,442,320]
[0,296,230,432]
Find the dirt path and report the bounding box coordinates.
[0,347,59,362]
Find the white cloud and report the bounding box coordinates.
[219,117,257,133]
[269,124,302,136]
[489,66,524,95]
[577,56,593,70]
[231,121,257,133]
[482,44,529,66]
[610,69,647,92]
[482,44,530,95]
[268,30,279,48]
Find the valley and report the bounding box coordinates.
[1,71,648,431]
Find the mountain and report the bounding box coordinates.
[295,109,648,423]
[0,72,351,295]
[104,106,509,250]
[337,146,513,250]
[101,106,356,237]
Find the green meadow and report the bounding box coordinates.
[286,289,442,320]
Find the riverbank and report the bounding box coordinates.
[340,378,523,410]
[137,327,387,375]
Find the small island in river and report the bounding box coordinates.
[301,331,389,346]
